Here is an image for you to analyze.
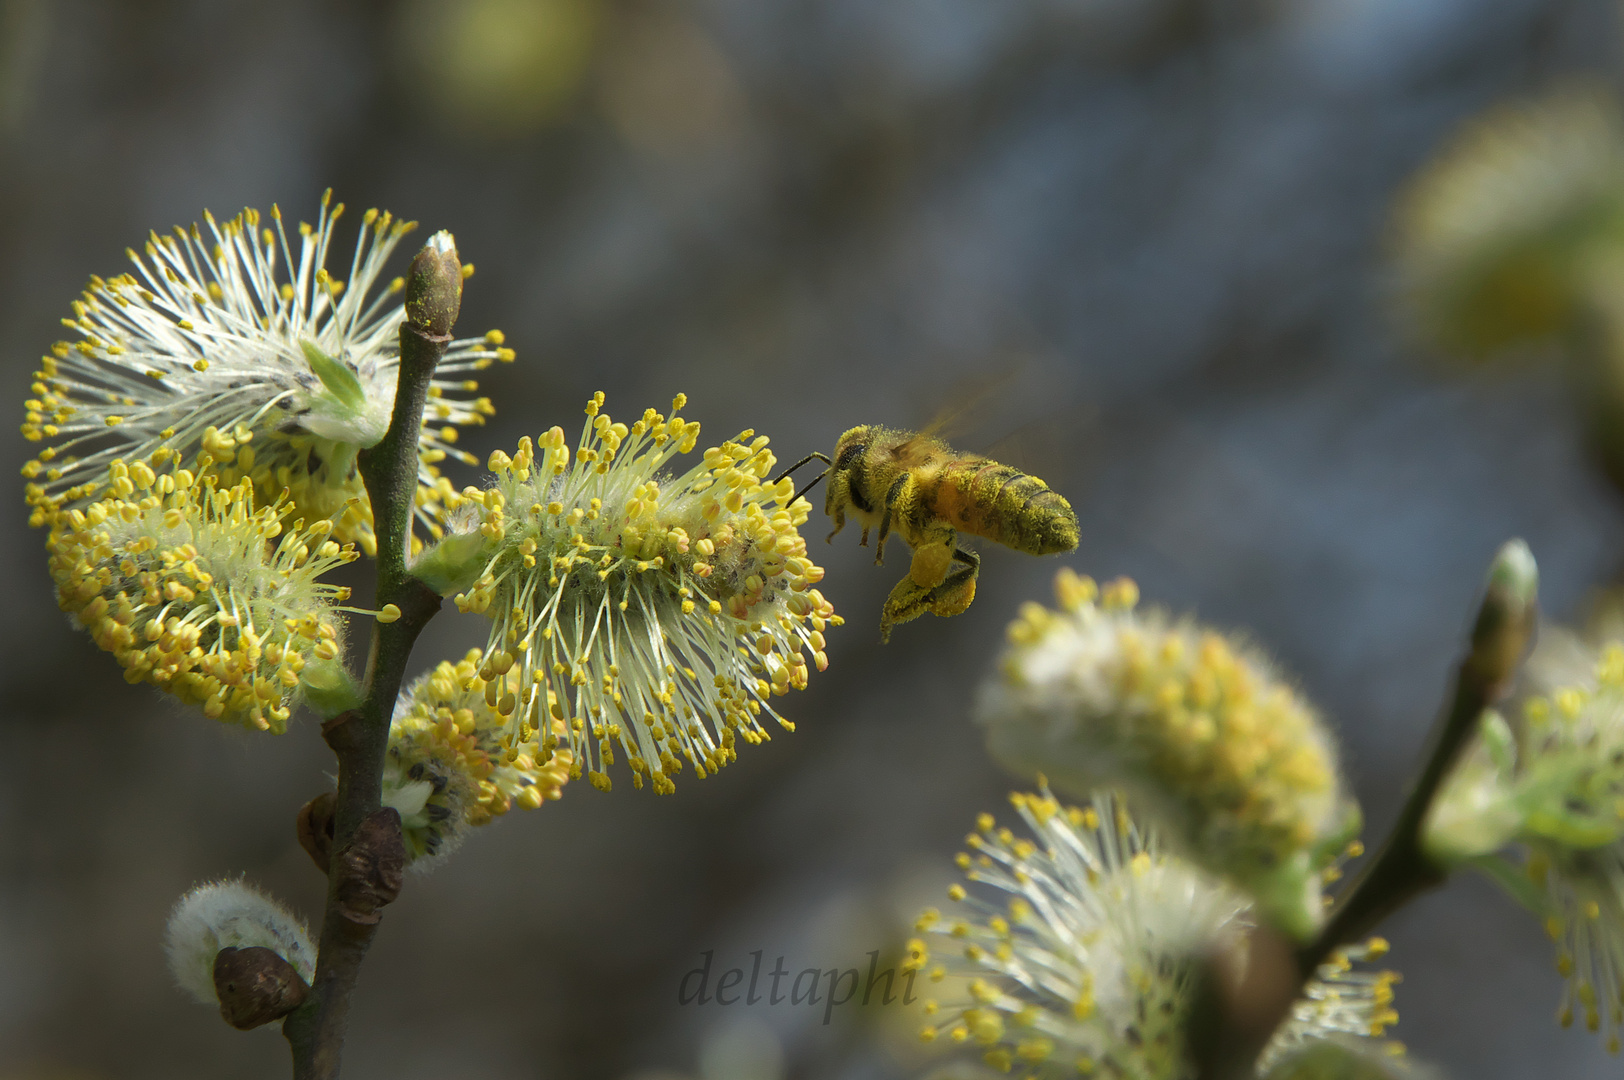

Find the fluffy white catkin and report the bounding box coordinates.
[164,879,315,1005]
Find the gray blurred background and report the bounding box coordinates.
[3,0,1623,1077]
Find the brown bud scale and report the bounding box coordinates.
[297,791,337,874]
[214,945,310,1029]
[334,807,406,925]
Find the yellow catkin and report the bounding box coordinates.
[20,194,512,556]
[445,394,840,795]
[383,649,573,862]
[1503,644,1624,1053]
[916,790,1403,1078]
[1391,86,1624,360]
[980,569,1353,939]
[45,460,355,733]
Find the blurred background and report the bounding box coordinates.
[5,0,1624,1077]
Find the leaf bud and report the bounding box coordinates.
[405,230,462,337]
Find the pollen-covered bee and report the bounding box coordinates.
[778,426,1079,641]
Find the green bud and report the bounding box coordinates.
[1487,538,1538,613]
[1244,851,1327,943]
[300,655,363,718]
[405,230,463,337]
[1423,711,1523,864]
[1469,539,1538,689]
[410,531,494,596]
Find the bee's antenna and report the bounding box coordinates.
[791,469,830,507]
[771,452,831,485]
[772,452,832,507]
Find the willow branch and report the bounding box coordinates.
[282,234,463,1080]
[1296,539,1536,978]
[1193,541,1537,1080]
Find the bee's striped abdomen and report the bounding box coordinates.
[933,458,1079,555]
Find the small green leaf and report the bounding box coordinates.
[1521,805,1624,848]
[1513,757,1624,848]
[1480,709,1517,777]
[301,340,366,413]
[1309,798,1364,870]
[1259,1037,1416,1079]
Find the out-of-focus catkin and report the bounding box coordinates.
[976,569,1358,939]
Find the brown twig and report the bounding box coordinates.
[281,236,462,1080]
[1186,927,1299,1080]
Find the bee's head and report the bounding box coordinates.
[826,426,880,515]
[832,426,879,465]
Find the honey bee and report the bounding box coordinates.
[778,426,1079,641]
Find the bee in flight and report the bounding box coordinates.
[777,425,1079,641]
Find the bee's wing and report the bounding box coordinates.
[902,361,1092,490]
[913,366,1024,444]
[977,404,1097,491]
[888,429,946,468]
[879,367,1026,468]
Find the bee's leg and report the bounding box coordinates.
[824,471,850,543]
[880,543,975,642]
[879,575,932,643]
[874,473,916,567]
[906,522,957,589]
[923,546,980,619]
